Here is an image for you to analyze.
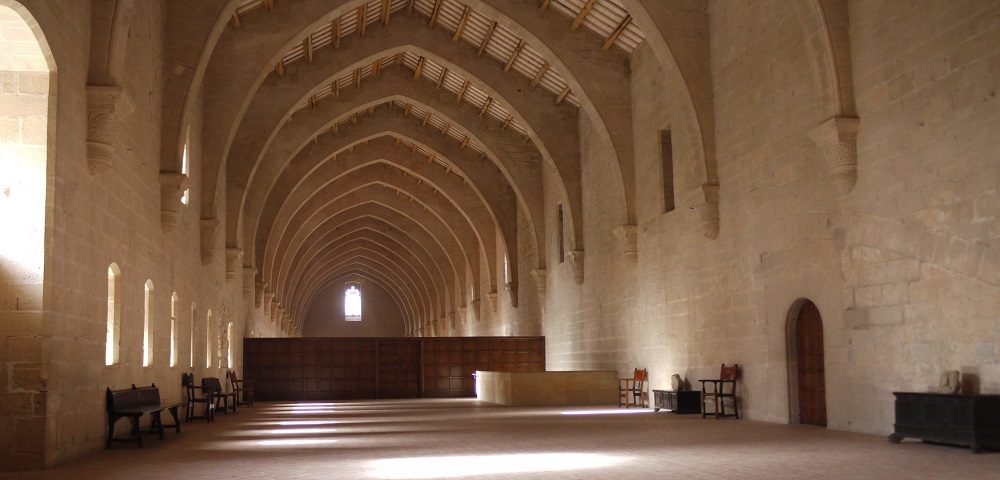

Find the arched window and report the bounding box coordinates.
[189,303,196,368]
[226,322,233,368]
[503,254,510,285]
[143,280,154,367]
[205,309,213,368]
[345,284,362,321]
[169,293,178,367]
[105,264,121,365]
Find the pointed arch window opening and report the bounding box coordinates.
[170,292,178,367]
[105,264,121,366]
[180,129,191,205]
[142,280,154,367]
[345,284,362,321]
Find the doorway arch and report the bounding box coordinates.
[786,299,827,426]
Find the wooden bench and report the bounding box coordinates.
[106,384,182,448]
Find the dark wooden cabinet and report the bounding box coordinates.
[653,389,701,414]
[890,392,1000,453]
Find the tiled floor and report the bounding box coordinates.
[3,399,997,479]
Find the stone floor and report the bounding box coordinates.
[2,399,997,479]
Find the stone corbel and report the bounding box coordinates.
[470,299,482,321]
[691,184,720,239]
[504,282,518,309]
[200,218,220,264]
[612,224,638,261]
[566,250,585,285]
[529,268,546,299]
[86,85,133,175]
[486,291,498,313]
[159,173,188,232]
[242,267,256,298]
[254,282,266,308]
[809,116,861,194]
[225,248,243,281]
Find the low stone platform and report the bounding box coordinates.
[475,370,618,406]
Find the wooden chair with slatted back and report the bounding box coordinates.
[228,370,254,407]
[700,364,740,419]
[619,368,649,408]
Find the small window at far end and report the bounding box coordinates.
[345,285,361,321]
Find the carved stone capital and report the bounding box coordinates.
[692,184,720,239]
[200,218,220,265]
[809,116,860,194]
[225,248,243,281]
[566,250,585,285]
[86,85,133,175]
[504,282,518,309]
[612,224,638,261]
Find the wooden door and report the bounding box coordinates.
[796,301,827,426]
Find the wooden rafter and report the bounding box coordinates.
[263,0,273,11]
[571,0,597,31]
[453,6,470,42]
[231,11,241,28]
[333,79,340,97]
[530,62,549,88]
[479,97,492,117]
[504,40,525,72]
[436,67,448,89]
[456,79,469,104]
[353,68,361,87]
[309,96,316,109]
[502,114,513,130]
[304,35,314,63]
[407,0,415,14]
[373,58,382,75]
[422,111,432,126]
[358,3,368,37]
[380,0,390,26]
[334,17,342,48]
[556,86,571,104]
[460,136,470,149]
[428,0,444,28]
[478,21,497,56]
[603,15,632,50]
[275,59,285,77]
[539,0,551,12]
[413,56,425,79]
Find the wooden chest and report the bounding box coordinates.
[890,392,1000,453]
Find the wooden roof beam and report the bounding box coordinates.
[456,79,469,104]
[539,0,551,12]
[231,11,241,28]
[429,0,444,28]
[479,97,492,117]
[504,39,525,72]
[530,62,549,88]
[275,59,285,77]
[263,0,273,11]
[381,0,391,26]
[453,6,470,42]
[556,86,571,104]
[358,3,368,37]
[413,56,425,79]
[304,35,314,63]
[478,21,497,56]
[572,0,597,31]
[422,111,432,126]
[603,15,631,50]
[436,67,448,89]
[334,17,342,48]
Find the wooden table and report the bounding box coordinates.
[653,389,701,414]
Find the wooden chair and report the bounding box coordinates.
[700,364,739,419]
[202,377,238,415]
[182,373,214,422]
[619,368,649,408]
[228,370,254,407]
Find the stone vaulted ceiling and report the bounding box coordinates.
[160,0,676,336]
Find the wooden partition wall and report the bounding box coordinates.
[243,337,545,400]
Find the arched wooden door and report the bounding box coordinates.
[796,301,827,426]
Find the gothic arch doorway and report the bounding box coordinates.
[787,299,827,426]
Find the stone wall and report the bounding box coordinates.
[302,279,405,337]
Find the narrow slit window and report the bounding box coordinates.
[661,130,675,213]
[142,280,154,367]
[189,304,196,368]
[226,322,233,368]
[503,254,510,285]
[169,293,178,367]
[558,204,565,263]
[206,309,213,368]
[105,264,121,366]
[180,132,190,205]
[345,284,362,321]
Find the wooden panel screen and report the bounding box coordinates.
[244,336,544,400]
